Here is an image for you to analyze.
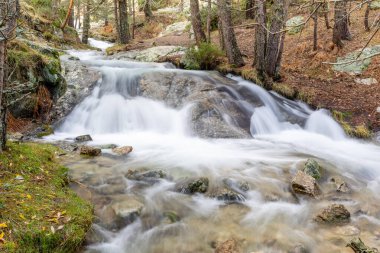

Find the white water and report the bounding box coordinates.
[49,40,380,253]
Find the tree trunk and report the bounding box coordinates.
[364,1,371,31]
[206,0,211,42]
[218,0,244,66]
[265,0,288,78]
[0,0,18,151]
[321,2,331,29]
[61,0,75,29]
[245,0,254,19]
[118,0,130,44]
[180,0,184,12]
[132,0,135,38]
[333,0,351,48]
[114,0,120,42]
[144,0,153,19]
[190,0,206,45]
[313,5,318,50]
[218,17,225,50]
[254,0,266,73]
[82,0,91,44]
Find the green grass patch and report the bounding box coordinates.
[0,142,93,252]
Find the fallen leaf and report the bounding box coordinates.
[19,214,26,220]
[27,194,32,199]
[0,223,7,228]
[57,225,64,230]
[50,226,55,234]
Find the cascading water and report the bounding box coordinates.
[49,39,380,253]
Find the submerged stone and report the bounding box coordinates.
[291,171,320,197]
[75,134,93,142]
[175,177,209,194]
[330,176,350,193]
[314,204,350,225]
[303,158,321,180]
[207,188,245,204]
[80,146,101,156]
[347,237,378,253]
[126,169,167,184]
[112,146,133,155]
[215,238,241,253]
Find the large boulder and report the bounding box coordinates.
[291,171,320,197]
[112,46,187,62]
[314,204,350,225]
[286,16,304,35]
[139,71,251,138]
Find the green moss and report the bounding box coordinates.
[272,83,296,99]
[37,125,55,138]
[332,110,373,139]
[182,43,223,70]
[0,143,93,252]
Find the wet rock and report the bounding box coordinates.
[291,171,320,197]
[175,177,209,194]
[347,237,378,253]
[68,56,80,61]
[96,144,118,149]
[111,195,144,226]
[207,188,245,204]
[163,211,180,223]
[223,178,250,192]
[215,238,241,253]
[75,134,93,142]
[94,183,126,195]
[80,145,101,156]
[334,225,360,236]
[126,169,167,184]
[112,146,133,155]
[112,46,186,62]
[54,140,78,152]
[95,204,117,229]
[85,225,109,244]
[314,204,350,225]
[289,245,309,253]
[303,159,321,180]
[330,176,350,193]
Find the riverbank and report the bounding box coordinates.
[0,142,93,252]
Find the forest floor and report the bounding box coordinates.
[104,7,380,136]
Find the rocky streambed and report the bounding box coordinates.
[45,41,380,253]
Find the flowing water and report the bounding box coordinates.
[48,39,380,253]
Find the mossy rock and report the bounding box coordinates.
[333,45,380,74]
[370,0,380,10]
[286,16,304,35]
[303,158,321,180]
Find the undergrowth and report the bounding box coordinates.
[182,43,223,70]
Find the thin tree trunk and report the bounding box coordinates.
[82,0,91,44]
[180,0,184,12]
[364,1,371,31]
[114,0,120,42]
[313,4,318,50]
[218,17,225,50]
[0,0,19,151]
[132,0,135,39]
[144,0,153,19]
[206,0,211,43]
[333,0,351,48]
[245,0,254,19]
[190,0,206,45]
[61,0,75,29]
[254,0,266,73]
[118,0,130,43]
[322,2,331,29]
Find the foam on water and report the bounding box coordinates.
[49,39,380,253]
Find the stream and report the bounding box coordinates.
[46,39,380,253]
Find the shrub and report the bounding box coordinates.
[200,6,219,31]
[182,43,223,70]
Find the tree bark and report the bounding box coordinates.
[75,0,81,29]
[312,3,318,51]
[61,0,75,29]
[118,0,130,43]
[144,0,153,19]
[0,0,18,151]
[114,0,120,42]
[217,0,244,66]
[190,0,206,45]
[265,0,288,78]
[333,0,351,48]
[206,0,211,42]
[132,0,135,38]
[254,0,266,73]
[218,17,225,50]
[245,0,255,19]
[321,2,331,29]
[82,0,91,44]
